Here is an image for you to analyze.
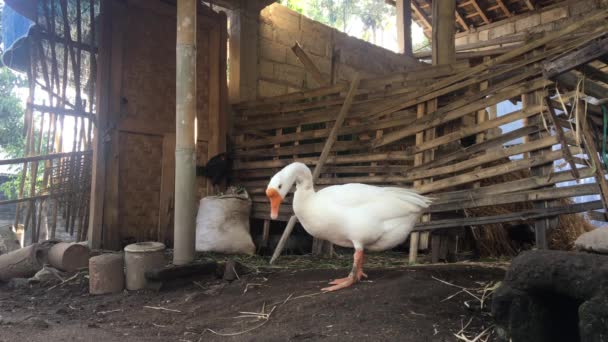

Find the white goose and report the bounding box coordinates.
[266,162,433,292]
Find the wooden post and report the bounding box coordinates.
[270,74,361,265]
[88,0,123,249]
[524,89,551,250]
[228,8,258,104]
[410,0,455,264]
[396,0,413,56]
[432,0,456,65]
[174,0,197,265]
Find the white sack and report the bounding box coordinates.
[195,188,255,255]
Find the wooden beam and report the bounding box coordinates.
[582,115,608,210]
[524,0,535,11]
[496,0,512,17]
[543,96,580,179]
[577,64,608,85]
[396,0,413,55]
[432,0,455,65]
[414,200,603,231]
[88,0,125,249]
[411,0,432,30]
[455,10,470,32]
[556,71,608,101]
[469,0,490,24]
[543,36,608,79]
[270,74,361,264]
[291,42,329,86]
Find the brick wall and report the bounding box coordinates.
[257,3,418,98]
[455,0,607,48]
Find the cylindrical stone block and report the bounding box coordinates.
[124,242,165,290]
[89,253,124,295]
[48,242,90,272]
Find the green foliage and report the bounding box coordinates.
[0,1,30,199]
[280,0,392,40]
[0,67,27,159]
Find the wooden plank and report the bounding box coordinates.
[411,0,431,30]
[407,125,539,171]
[543,96,580,179]
[469,0,490,24]
[582,116,608,210]
[543,36,608,79]
[432,0,456,65]
[455,10,470,32]
[555,71,608,101]
[291,42,328,86]
[414,201,603,231]
[158,133,176,246]
[270,75,361,264]
[373,77,551,148]
[88,0,125,249]
[496,0,512,17]
[416,147,582,194]
[431,184,599,213]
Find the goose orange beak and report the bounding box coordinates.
[266,188,283,220]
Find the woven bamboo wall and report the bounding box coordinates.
[232,12,608,233]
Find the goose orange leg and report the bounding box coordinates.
[322,250,367,292]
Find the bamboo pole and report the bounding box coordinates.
[174,0,197,266]
[270,74,361,264]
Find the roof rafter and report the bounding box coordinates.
[411,0,432,31]
[455,9,470,32]
[469,0,490,24]
[496,0,512,17]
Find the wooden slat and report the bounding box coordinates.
[582,116,608,210]
[543,96,580,179]
[543,36,608,79]
[414,201,602,231]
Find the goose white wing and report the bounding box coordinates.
[316,183,432,219]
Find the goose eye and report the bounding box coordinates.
[278,184,282,190]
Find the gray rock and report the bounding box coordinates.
[575,228,608,254]
[28,265,65,284]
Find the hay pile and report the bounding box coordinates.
[463,165,595,258]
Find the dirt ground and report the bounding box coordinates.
[0,257,505,342]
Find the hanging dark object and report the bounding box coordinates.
[196,152,232,185]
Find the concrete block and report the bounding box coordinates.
[467,33,479,44]
[263,4,300,33]
[478,29,489,41]
[89,253,124,295]
[515,14,541,32]
[258,80,287,98]
[541,7,569,24]
[274,63,306,87]
[274,28,301,47]
[301,16,331,41]
[301,32,328,57]
[455,36,468,47]
[488,22,515,40]
[260,39,286,63]
[259,60,274,78]
[259,23,273,40]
